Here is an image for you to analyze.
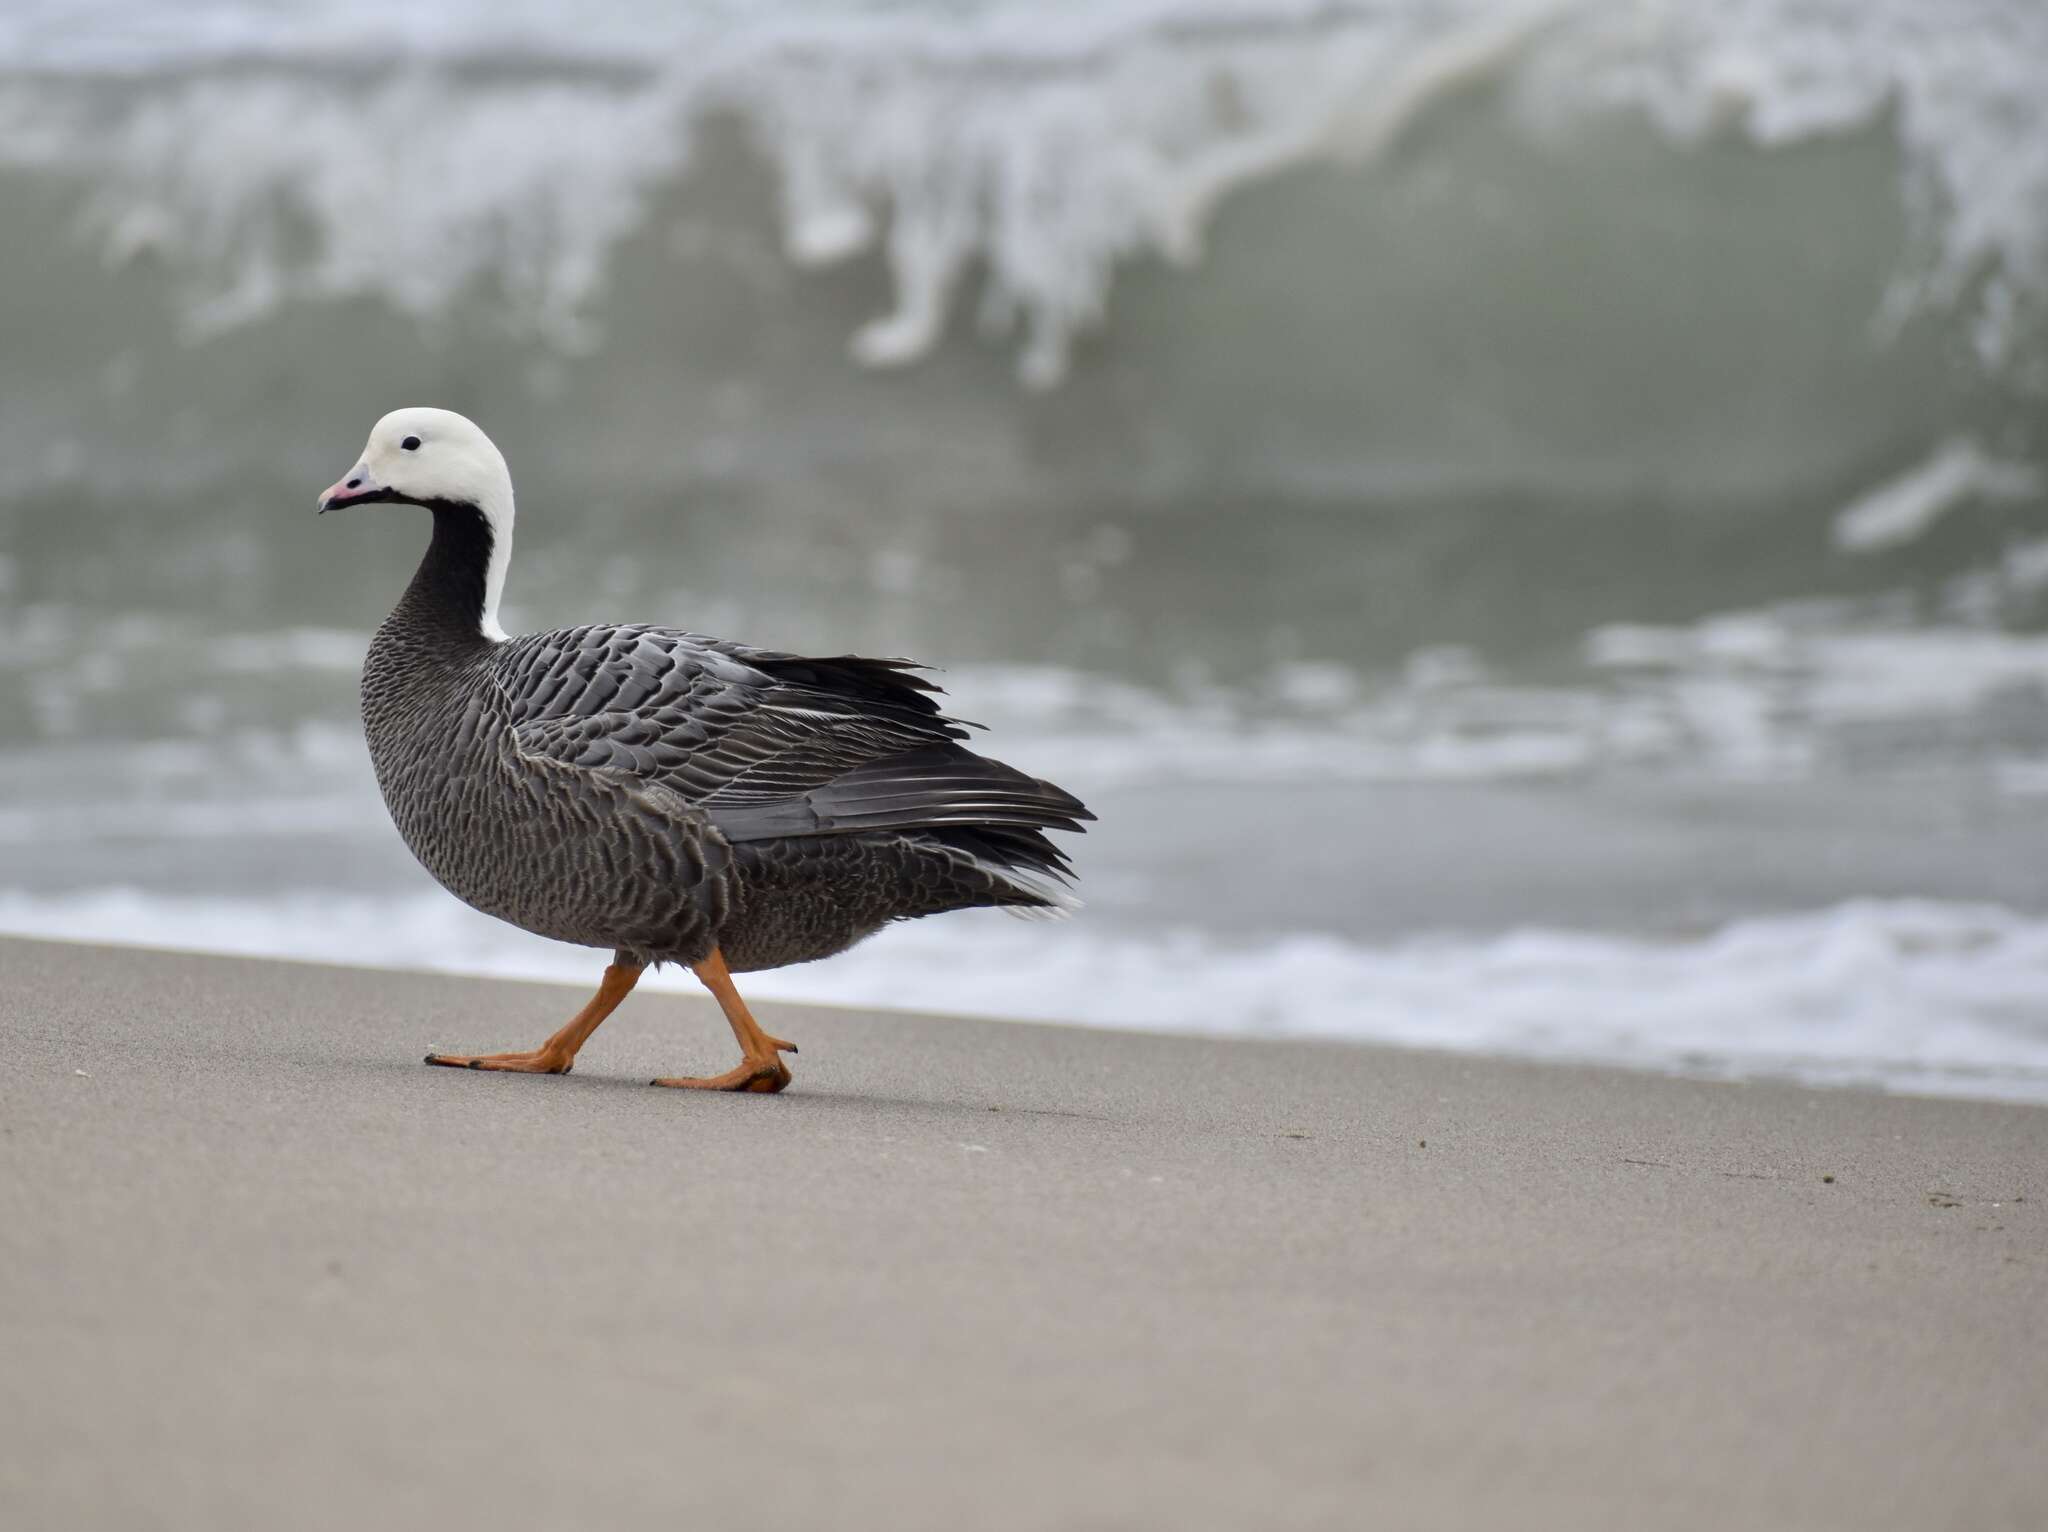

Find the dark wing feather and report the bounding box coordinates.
[708,743,1091,845]
[495,625,1091,857]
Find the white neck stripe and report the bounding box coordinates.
[476,487,514,643]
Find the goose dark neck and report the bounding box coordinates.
[388,500,501,650]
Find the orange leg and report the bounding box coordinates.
[651,948,798,1094]
[426,961,642,1074]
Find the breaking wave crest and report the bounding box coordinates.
[3,0,2045,385]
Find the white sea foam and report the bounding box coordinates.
[4,887,2045,1102]
[948,602,2048,788]
[2,0,2043,382]
[1579,610,2048,776]
[9,602,2048,814]
[1832,437,2043,554]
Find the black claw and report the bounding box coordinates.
[423,1053,436,1065]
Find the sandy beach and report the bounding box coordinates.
[1,933,2042,1530]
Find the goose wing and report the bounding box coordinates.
[495,624,1091,847]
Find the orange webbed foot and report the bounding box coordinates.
[649,1054,793,1094]
[422,962,643,1079]
[651,948,799,1094]
[425,1048,573,1074]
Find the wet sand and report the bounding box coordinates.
[1,934,2042,1531]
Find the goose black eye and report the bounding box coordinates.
[400,435,422,451]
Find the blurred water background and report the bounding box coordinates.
[4,0,2048,1099]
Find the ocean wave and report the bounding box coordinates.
[2,0,2043,383]
[9,598,2048,792]
[4,887,2046,1102]
[949,599,2048,785]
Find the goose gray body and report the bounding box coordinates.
[361,506,1087,973]
[323,408,1089,1092]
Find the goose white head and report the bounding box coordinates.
[318,407,515,641]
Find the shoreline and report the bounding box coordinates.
[4,916,2045,1109]
[2,935,2043,1530]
